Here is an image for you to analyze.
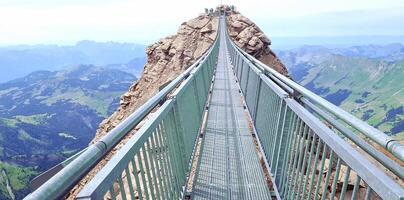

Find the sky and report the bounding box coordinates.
[0,0,404,46]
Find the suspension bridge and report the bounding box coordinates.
[25,13,403,200]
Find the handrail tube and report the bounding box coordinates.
[285,98,404,200]
[77,99,175,199]
[224,19,403,198]
[29,147,88,191]
[228,35,404,162]
[24,27,218,200]
[76,22,220,198]
[302,98,404,179]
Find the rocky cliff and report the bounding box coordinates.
[226,11,288,75]
[93,14,219,143]
[68,7,288,198]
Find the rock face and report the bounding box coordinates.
[68,8,289,198]
[93,14,219,143]
[227,12,289,76]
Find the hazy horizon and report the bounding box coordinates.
[1,0,403,46]
[1,35,404,51]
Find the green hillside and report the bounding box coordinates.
[0,65,136,198]
[278,45,404,139]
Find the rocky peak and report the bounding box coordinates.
[226,11,289,76]
[94,14,218,140]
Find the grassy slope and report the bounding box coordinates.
[296,56,404,139]
[0,162,38,200]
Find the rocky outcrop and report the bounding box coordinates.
[226,12,289,76]
[94,15,218,142]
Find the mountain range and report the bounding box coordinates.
[277,43,404,139]
[0,41,146,82]
[0,65,137,199]
[0,41,402,199]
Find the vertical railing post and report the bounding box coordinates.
[274,104,293,185]
[252,75,262,122]
[171,102,187,182]
[270,99,286,174]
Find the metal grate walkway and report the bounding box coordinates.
[191,22,271,200]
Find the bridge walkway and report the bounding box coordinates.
[191,23,272,200]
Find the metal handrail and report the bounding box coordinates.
[75,20,221,199]
[224,19,403,199]
[228,29,404,162]
[229,36,404,178]
[24,16,220,200]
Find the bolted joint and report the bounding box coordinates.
[291,90,303,102]
[167,95,177,102]
[386,140,404,161]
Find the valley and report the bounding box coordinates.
[278,43,404,139]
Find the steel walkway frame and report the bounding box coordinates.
[191,20,271,199]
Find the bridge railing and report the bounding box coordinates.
[225,22,404,199]
[25,19,219,200]
[73,25,220,200]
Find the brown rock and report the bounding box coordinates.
[237,27,254,41]
[257,33,271,45]
[187,16,210,29]
[160,40,172,52]
[168,48,177,56]
[231,21,247,32]
[183,49,193,58]
[239,15,254,25]
[226,12,288,76]
[200,23,213,33]
[229,31,238,37]
[248,36,260,47]
[178,24,194,35]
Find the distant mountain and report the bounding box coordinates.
[0,65,136,199]
[271,36,404,50]
[277,44,404,139]
[0,41,146,82]
[106,57,146,77]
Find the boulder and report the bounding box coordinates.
[200,23,213,33]
[160,40,172,52]
[168,48,177,56]
[229,31,238,37]
[231,21,247,32]
[226,12,288,77]
[237,28,254,41]
[257,33,271,45]
[239,16,254,25]
[248,36,260,47]
[187,16,210,29]
[178,24,194,35]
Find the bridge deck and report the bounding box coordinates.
[191,26,271,199]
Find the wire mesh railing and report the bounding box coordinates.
[225,19,403,199]
[74,26,220,200]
